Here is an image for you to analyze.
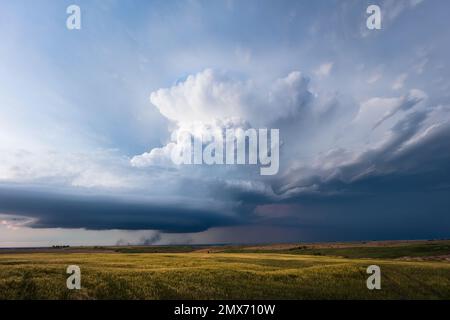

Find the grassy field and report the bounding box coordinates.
[1,241,450,300]
[223,241,450,259]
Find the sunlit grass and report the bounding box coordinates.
[0,252,449,299]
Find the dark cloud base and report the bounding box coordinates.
[0,186,239,233]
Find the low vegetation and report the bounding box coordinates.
[0,240,449,299]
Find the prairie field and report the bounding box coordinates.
[1,241,450,300]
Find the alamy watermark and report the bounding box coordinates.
[65,4,381,31]
[66,265,81,290]
[366,5,382,30]
[366,265,381,290]
[170,128,280,176]
[66,5,81,30]
[62,263,380,292]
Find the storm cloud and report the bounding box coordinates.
[1,0,450,245]
[0,186,240,232]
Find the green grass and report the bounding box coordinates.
[0,252,450,299]
[224,241,450,259]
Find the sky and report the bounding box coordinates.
[1,0,450,247]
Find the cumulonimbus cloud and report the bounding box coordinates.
[131,69,313,168]
[2,67,450,235]
[133,67,450,208]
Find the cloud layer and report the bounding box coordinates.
[1,0,450,245]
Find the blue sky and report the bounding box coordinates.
[1,0,450,246]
